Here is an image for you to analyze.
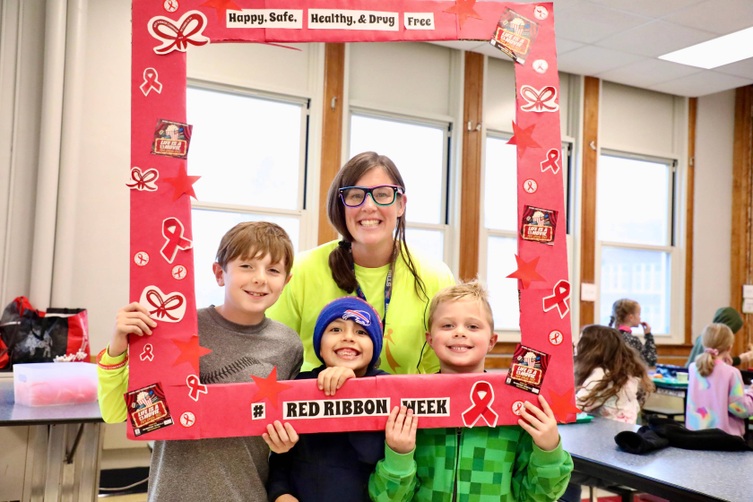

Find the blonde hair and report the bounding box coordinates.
[427,280,494,328]
[609,298,639,327]
[695,323,734,377]
[214,221,294,277]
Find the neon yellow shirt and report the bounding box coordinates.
[267,240,455,375]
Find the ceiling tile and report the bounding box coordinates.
[579,0,706,19]
[557,45,645,76]
[714,57,753,79]
[661,0,753,34]
[597,20,718,57]
[596,58,702,89]
[649,71,753,97]
[551,0,650,44]
[433,1,753,97]
[554,37,586,55]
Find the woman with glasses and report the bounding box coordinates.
[268,151,455,375]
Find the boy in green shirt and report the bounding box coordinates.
[369,281,573,501]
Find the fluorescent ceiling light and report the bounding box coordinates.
[659,26,753,69]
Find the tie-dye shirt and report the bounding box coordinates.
[686,359,753,436]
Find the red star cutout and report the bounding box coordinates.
[251,367,293,409]
[443,0,483,29]
[546,388,581,423]
[201,0,242,22]
[506,254,546,289]
[162,163,200,201]
[172,335,212,373]
[507,120,540,155]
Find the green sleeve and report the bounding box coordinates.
[512,435,574,501]
[96,348,129,423]
[368,445,417,502]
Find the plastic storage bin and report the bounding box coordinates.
[13,362,98,406]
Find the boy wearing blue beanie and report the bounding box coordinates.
[267,296,388,501]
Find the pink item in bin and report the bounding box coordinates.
[13,362,97,406]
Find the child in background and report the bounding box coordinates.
[608,298,657,367]
[685,307,753,369]
[368,281,573,501]
[574,325,655,424]
[686,323,753,436]
[97,222,304,501]
[267,296,389,502]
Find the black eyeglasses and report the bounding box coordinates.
[338,185,404,208]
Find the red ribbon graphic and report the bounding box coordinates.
[126,167,159,191]
[543,280,571,318]
[461,381,499,427]
[160,217,192,263]
[145,288,185,321]
[139,67,162,96]
[149,11,209,55]
[135,252,149,266]
[539,148,561,175]
[140,343,155,362]
[520,85,559,112]
[186,375,208,402]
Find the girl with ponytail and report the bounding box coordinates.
[686,323,753,436]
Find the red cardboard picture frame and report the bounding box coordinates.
[129,0,575,440]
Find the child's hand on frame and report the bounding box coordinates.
[109,302,157,357]
[274,495,299,502]
[517,395,559,452]
[273,495,299,502]
[385,406,417,454]
[317,366,356,396]
[262,421,299,454]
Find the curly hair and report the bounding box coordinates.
[574,324,654,410]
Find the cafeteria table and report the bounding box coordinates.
[560,416,753,502]
[0,378,103,501]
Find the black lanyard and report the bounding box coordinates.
[354,262,394,328]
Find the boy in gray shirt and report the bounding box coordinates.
[98,222,303,501]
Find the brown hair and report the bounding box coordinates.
[609,298,639,327]
[695,323,734,377]
[326,151,427,300]
[427,280,494,329]
[574,324,654,410]
[214,221,294,277]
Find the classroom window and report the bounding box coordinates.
[596,152,676,334]
[186,84,309,307]
[482,133,572,333]
[349,112,450,264]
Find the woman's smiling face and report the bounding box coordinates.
[343,167,406,249]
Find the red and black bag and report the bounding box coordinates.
[0,296,89,369]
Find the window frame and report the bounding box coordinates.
[186,80,313,306]
[347,108,454,264]
[480,129,574,338]
[594,149,681,339]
